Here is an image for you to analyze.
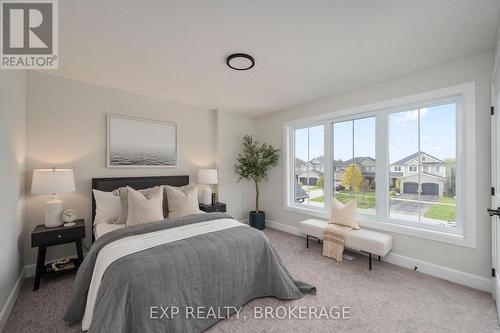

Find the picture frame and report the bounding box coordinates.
[107,114,177,168]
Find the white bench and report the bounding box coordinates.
[299,219,393,270]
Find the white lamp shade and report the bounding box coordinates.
[31,169,76,194]
[197,169,218,185]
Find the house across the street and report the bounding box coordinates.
[296,151,455,197]
[390,152,451,196]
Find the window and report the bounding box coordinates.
[333,117,376,215]
[293,126,324,208]
[389,104,456,228]
[285,83,474,247]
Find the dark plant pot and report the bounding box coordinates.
[249,211,265,230]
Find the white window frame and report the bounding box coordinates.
[409,166,417,172]
[283,82,476,248]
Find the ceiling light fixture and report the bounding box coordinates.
[226,53,255,71]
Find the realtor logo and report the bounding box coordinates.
[1,0,58,69]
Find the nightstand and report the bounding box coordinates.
[31,219,85,291]
[199,202,226,213]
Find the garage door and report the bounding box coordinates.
[422,183,438,195]
[403,182,418,194]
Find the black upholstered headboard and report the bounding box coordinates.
[91,175,189,224]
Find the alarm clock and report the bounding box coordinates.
[62,209,78,226]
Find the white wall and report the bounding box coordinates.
[0,71,26,325]
[216,110,256,220]
[25,72,217,265]
[256,51,493,279]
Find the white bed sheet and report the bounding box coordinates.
[93,223,125,240]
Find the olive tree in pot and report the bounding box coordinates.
[235,135,280,230]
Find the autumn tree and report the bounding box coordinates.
[342,164,362,192]
[316,175,324,189]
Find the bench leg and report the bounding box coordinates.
[369,253,372,270]
[378,255,381,262]
[306,235,309,248]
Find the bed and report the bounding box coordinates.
[65,176,315,332]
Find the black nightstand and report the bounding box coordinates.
[199,202,226,213]
[31,219,85,291]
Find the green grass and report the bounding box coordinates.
[437,197,456,204]
[424,197,456,221]
[310,191,456,221]
[301,185,321,191]
[424,204,456,221]
[310,192,376,209]
[310,196,324,202]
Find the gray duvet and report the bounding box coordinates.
[64,213,315,332]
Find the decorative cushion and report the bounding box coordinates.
[165,184,202,219]
[115,186,165,224]
[329,198,360,229]
[92,189,121,225]
[126,186,165,226]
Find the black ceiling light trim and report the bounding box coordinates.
[226,53,255,71]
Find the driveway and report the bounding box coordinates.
[390,194,438,215]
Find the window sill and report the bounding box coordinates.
[284,205,475,248]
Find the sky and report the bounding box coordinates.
[295,103,456,163]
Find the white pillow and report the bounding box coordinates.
[92,189,121,225]
[126,186,165,226]
[329,197,360,229]
[165,184,202,219]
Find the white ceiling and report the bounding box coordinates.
[44,0,500,116]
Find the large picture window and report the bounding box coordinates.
[285,83,474,247]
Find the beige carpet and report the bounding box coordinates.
[5,228,499,333]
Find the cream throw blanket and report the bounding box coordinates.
[323,224,353,262]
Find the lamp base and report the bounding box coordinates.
[44,196,64,228]
[202,186,212,205]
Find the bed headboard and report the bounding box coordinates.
[91,175,189,224]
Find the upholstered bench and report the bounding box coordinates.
[299,219,393,270]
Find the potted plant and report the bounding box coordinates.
[235,135,280,230]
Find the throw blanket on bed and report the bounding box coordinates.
[323,225,348,262]
[64,213,315,333]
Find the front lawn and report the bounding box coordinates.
[311,191,376,209]
[301,185,321,191]
[424,197,456,221]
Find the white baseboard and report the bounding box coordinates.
[266,219,302,236]
[265,219,492,293]
[0,268,25,333]
[383,253,491,292]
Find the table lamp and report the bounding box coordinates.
[197,169,218,205]
[31,168,76,227]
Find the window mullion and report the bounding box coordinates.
[417,108,421,224]
[324,122,332,212]
[375,112,388,219]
